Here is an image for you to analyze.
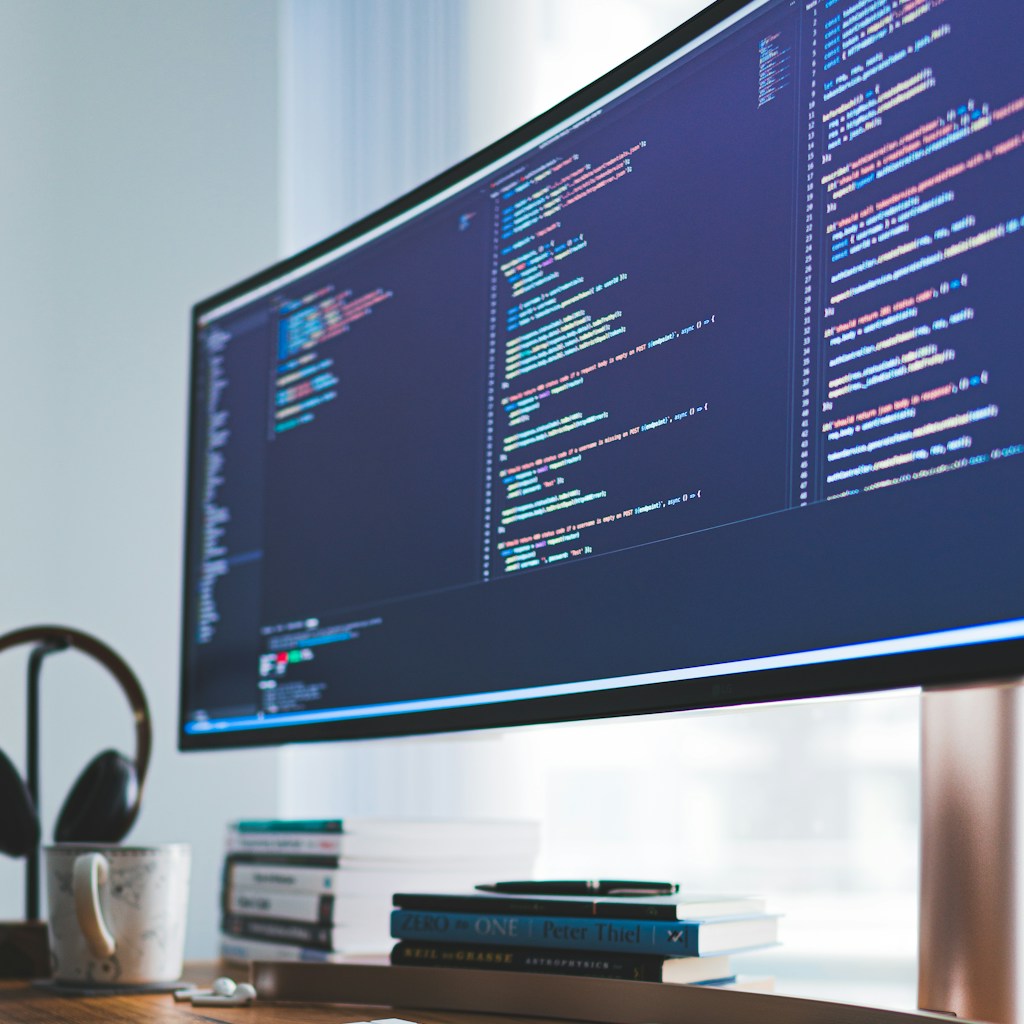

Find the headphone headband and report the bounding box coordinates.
[0,625,151,833]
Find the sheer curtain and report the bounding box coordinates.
[280,0,699,254]
[279,1,920,1007]
[281,0,469,255]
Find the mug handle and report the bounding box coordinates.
[72,853,117,959]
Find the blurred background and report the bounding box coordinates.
[0,0,918,1006]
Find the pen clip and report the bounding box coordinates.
[589,880,679,896]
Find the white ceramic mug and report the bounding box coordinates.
[44,843,190,986]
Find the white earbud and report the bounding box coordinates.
[190,979,257,1007]
[213,976,238,996]
[173,977,257,1007]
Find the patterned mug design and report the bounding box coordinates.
[45,843,190,986]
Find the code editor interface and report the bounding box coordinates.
[184,0,1024,732]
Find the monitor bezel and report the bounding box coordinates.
[179,0,1024,752]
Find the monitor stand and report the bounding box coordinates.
[920,679,1024,1024]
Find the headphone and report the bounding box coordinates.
[0,625,151,859]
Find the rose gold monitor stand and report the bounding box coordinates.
[920,680,1024,1024]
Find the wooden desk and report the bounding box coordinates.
[0,988,579,1024]
[0,986,538,1024]
[0,967,559,1024]
[0,962,988,1024]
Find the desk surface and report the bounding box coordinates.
[0,988,536,1024]
[0,967,557,1024]
[0,961,987,1024]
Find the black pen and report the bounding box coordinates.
[475,879,679,896]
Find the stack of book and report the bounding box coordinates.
[390,888,778,988]
[219,818,539,965]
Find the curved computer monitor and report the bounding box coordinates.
[180,0,1024,751]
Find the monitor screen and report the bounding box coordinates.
[180,0,1024,749]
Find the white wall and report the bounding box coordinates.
[0,0,282,957]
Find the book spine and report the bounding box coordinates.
[227,831,345,856]
[225,851,342,867]
[390,941,677,981]
[234,818,343,833]
[390,909,704,956]
[228,889,336,924]
[227,862,344,895]
[223,912,337,951]
[220,935,345,964]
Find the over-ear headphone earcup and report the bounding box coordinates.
[54,749,138,844]
[0,748,40,858]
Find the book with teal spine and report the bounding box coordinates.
[390,908,779,958]
[234,818,343,832]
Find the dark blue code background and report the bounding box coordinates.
[184,0,1024,726]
